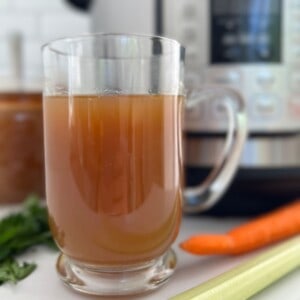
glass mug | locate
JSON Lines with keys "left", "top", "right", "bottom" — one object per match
{"left": 42, "top": 34, "right": 247, "bottom": 296}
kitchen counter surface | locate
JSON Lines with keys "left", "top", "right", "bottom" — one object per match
{"left": 0, "top": 205, "right": 299, "bottom": 300}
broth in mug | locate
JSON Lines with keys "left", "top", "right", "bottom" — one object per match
{"left": 44, "top": 94, "right": 183, "bottom": 265}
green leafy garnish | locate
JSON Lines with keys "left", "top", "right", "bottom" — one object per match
{"left": 0, "top": 195, "right": 57, "bottom": 285}
{"left": 0, "top": 260, "right": 36, "bottom": 285}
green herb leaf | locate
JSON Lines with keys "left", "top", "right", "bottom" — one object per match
{"left": 0, "top": 195, "right": 57, "bottom": 285}
{"left": 0, "top": 259, "right": 36, "bottom": 284}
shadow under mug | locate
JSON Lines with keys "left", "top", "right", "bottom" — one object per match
{"left": 42, "top": 33, "right": 247, "bottom": 296}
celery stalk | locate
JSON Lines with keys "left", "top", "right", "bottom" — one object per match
{"left": 170, "top": 236, "right": 300, "bottom": 300}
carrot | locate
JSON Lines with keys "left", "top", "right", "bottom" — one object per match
{"left": 180, "top": 200, "right": 300, "bottom": 255}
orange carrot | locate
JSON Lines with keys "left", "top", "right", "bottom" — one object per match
{"left": 180, "top": 200, "right": 300, "bottom": 255}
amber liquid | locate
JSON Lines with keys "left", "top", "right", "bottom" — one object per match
{"left": 0, "top": 93, "right": 44, "bottom": 203}
{"left": 44, "top": 94, "right": 183, "bottom": 265}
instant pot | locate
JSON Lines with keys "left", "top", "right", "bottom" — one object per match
{"left": 69, "top": 0, "right": 300, "bottom": 215}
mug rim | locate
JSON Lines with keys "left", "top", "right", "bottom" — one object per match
{"left": 42, "top": 32, "right": 184, "bottom": 59}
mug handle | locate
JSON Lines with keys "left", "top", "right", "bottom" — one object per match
{"left": 183, "top": 86, "right": 248, "bottom": 213}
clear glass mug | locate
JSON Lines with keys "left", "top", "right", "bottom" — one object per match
{"left": 42, "top": 34, "right": 247, "bottom": 296}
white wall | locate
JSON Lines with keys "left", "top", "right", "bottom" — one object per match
{"left": 0, "top": 0, "right": 90, "bottom": 90}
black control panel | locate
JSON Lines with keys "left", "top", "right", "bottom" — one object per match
{"left": 210, "top": 0, "right": 282, "bottom": 63}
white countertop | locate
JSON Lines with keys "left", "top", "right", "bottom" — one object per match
{"left": 0, "top": 206, "right": 299, "bottom": 300}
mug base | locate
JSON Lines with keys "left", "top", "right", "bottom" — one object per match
{"left": 56, "top": 249, "right": 177, "bottom": 296}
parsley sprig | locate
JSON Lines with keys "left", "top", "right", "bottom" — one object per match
{"left": 0, "top": 195, "right": 56, "bottom": 285}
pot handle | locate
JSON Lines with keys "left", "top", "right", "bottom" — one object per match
{"left": 183, "top": 86, "right": 248, "bottom": 213}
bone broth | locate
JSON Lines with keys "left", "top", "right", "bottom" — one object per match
{"left": 44, "top": 94, "right": 183, "bottom": 265}
{"left": 0, "top": 93, "right": 44, "bottom": 203}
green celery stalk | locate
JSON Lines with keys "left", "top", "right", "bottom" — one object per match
{"left": 170, "top": 236, "right": 300, "bottom": 300}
